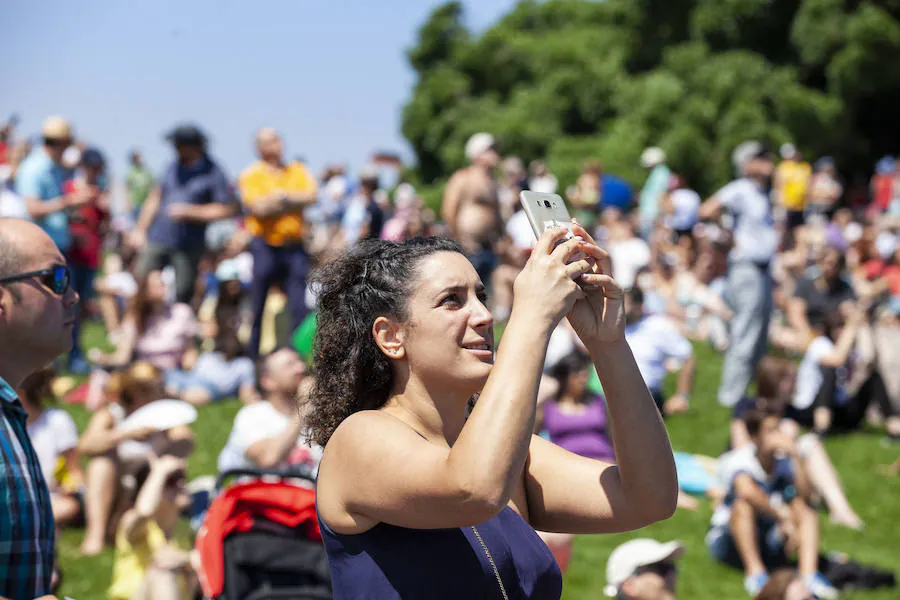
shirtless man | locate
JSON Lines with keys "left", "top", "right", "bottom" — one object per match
{"left": 441, "top": 132, "right": 503, "bottom": 284}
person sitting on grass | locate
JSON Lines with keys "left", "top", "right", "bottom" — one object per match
{"left": 18, "top": 367, "right": 86, "bottom": 527}
{"left": 788, "top": 307, "right": 900, "bottom": 439}
{"left": 164, "top": 330, "right": 257, "bottom": 406}
{"left": 89, "top": 269, "right": 197, "bottom": 373}
{"left": 623, "top": 286, "right": 696, "bottom": 416}
{"left": 107, "top": 454, "right": 198, "bottom": 600}
{"left": 217, "top": 347, "right": 322, "bottom": 474}
{"left": 707, "top": 407, "right": 838, "bottom": 599}
{"left": 732, "top": 357, "right": 864, "bottom": 530}
{"left": 603, "top": 538, "right": 685, "bottom": 600}
{"left": 78, "top": 362, "right": 194, "bottom": 556}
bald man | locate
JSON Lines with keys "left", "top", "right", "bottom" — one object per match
{"left": 238, "top": 128, "right": 318, "bottom": 359}
{"left": 0, "top": 218, "right": 79, "bottom": 599}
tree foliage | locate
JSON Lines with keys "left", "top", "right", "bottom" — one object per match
{"left": 403, "top": 0, "right": 900, "bottom": 195}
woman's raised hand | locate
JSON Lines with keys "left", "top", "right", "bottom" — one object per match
{"left": 565, "top": 222, "right": 625, "bottom": 346}
{"left": 512, "top": 226, "right": 595, "bottom": 329}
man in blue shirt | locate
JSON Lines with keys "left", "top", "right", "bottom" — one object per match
{"left": 15, "top": 117, "right": 90, "bottom": 251}
{"left": 699, "top": 141, "right": 777, "bottom": 407}
{"left": 0, "top": 217, "right": 80, "bottom": 600}
{"left": 131, "top": 125, "right": 237, "bottom": 304}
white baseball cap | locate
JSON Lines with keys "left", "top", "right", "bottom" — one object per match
{"left": 780, "top": 143, "right": 798, "bottom": 160}
{"left": 604, "top": 539, "right": 685, "bottom": 597}
{"left": 465, "top": 132, "right": 496, "bottom": 161}
{"left": 640, "top": 147, "right": 666, "bottom": 168}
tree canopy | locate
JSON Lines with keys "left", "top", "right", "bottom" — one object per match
{"left": 402, "top": 0, "right": 900, "bottom": 197}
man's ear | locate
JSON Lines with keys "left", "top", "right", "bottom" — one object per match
{"left": 372, "top": 316, "right": 406, "bottom": 360}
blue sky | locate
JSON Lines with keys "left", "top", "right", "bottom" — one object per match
{"left": 2, "top": 0, "right": 516, "bottom": 180}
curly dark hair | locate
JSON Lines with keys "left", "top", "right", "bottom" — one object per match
{"left": 307, "top": 237, "right": 464, "bottom": 446}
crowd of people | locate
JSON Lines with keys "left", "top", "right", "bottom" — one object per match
{"left": 1, "top": 112, "right": 899, "bottom": 600}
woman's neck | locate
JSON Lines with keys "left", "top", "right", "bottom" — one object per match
{"left": 383, "top": 375, "right": 472, "bottom": 447}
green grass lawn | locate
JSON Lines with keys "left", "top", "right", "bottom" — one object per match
{"left": 56, "top": 322, "right": 899, "bottom": 599}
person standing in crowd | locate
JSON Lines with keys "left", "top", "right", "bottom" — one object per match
{"left": 342, "top": 164, "right": 386, "bottom": 247}
{"left": 441, "top": 132, "right": 503, "bottom": 285}
{"left": 773, "top": 144, "right": 811, "bottom": 231}
{"left": 238, "top": 127, "right": 317, "bottom": 360}
{"left": 639, "top": 147, "right": 670, "bottom": 236}
{"left": 603, "top": 539, "right": 684, "bottom": 600}
{"left": 65, "top": 147, "right": 110, "bottom": 374}
{"left": 806, "top": 157, "right": 843, "bottom": 225}
{"left": 700, "top": 141, "right": 777, "bottom": 408}
{"left": 16, "top": 117, "right": 87, "bottom": 253}
{"left": 131, "top": 125, "right": 237, "bottom": 305}
{"left": 0, "top": 218, "right": 80, "bottom": 600}
{"left": 310, "top": 228, "right": 677, "bottom": 598}
{"left": 125, "top": 150, "right": 154, "bottom": 218}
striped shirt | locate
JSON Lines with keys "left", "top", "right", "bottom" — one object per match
{"left": 0, "top": 375, "right": 55, "bottom": 599}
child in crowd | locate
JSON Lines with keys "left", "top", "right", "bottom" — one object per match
{"left": 107, "top": 454, "right": 198, "bottom": 600}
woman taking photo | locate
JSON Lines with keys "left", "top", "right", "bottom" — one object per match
{"left": 310, "top": 225, "right": 678, "bottom": 599}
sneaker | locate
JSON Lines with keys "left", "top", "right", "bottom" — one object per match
{"left": 745, "top": 572, "right": 769, "bottom": 596}
{"left": 804, "top": 572, "right": 839, "bottom": 599}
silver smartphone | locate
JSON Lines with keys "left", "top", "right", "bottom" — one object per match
{"left": 519, "top": 191, "right": 576, "bottom": 241}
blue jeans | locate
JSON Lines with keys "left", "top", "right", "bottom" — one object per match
{"left": 247, "top": 238, "right": 310, "bottom": 360}
{"left": 707, "top": 520, "right": 787, "bottom": 570}
{"left": 68, "top": 264, "right": 96, "bottom": 366}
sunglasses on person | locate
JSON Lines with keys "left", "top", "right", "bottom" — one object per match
{"left": 43, "top": 137, "right": 71, "bottom": 148}
{"left": 0, "top": 265, "right": 71, "bottom": 295}
{"left": 634, "top": 561, "right": 677, "bottom": 578}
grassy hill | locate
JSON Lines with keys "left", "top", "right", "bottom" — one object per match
{"left": 56, "top": 323, "right": 899, "bottom": 599}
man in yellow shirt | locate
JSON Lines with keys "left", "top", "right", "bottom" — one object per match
{"left": 774, "top": 143, "right": 812, "bottom": 230}
{"left": 239, "top": 128, "right": 318, "bottom": 359}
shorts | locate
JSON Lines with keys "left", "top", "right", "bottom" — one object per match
{"left": 706, "top": 520, "right": 787, "bottom": 570}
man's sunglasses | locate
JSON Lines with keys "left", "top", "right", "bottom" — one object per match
{"left": 43, "top": 137, "right": 71, "bottom": 148}
{"left": 635, "top": 561, "right": 677, "bottom": 578}
{"left": 0, "top": 265, "right": 70, "bottom": 295}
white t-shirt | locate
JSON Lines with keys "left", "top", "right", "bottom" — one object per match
{"left": 217, "top": 401, "right": 322, "bottom": 474}
{"left": 506, "top": 210, "right": 535, "bottom": 250}
{"left": 529, "top": 175, "right": 558, "bottom": 194}
{"left": 794, "top": 336, "right": 840, "bottom": 410}
{"left": 0, "top": 186, "right": 28, "bottom": 219}
{"left": 26, "top": 408, "right": 79, "bottom": 491}
{"left": 624, "top": 315, "right": 693, "bottom": 391}
{"left": 709, "top": 445, "right": 767, "bottom": 529}
{"left": 716, "top": 178, "right": 777, "bottom": 264}
{"left": 609, "top": 237, "right": 651, "bottom": 290}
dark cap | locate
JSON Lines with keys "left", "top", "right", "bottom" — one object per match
{"left": 165, "top": 124, "right": 207, "bottom": 148}
{"left": 80, "top": 147, "right": 106, "bottom": 168}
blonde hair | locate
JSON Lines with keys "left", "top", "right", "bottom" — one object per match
{"left": 107, "top": 361, "right": 161, "bottom": 410}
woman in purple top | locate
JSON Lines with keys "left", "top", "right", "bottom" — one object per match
{"left": 543, "top": 352, "right": 615, "bottom": 462}
{"left": 309, "top": 226, "right": 677, "bottom": 599}
{"left": 539, "top": 351, "right": 616, "bottom": 573}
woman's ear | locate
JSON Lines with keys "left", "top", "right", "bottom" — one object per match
{"left": 373, "top": 316, "right": 406, "bottom": 360}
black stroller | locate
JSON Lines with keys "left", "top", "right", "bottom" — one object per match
{"left": 195, "top": 466, "right": 332, "bottom": 600}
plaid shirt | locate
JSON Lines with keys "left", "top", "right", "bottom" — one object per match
{"left": 0, "top": 376, "right": 55, "bottom": 599}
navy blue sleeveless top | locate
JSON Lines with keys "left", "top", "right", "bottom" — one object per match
{"left": 319, "top": 506, "right": 563, "bottom": 599}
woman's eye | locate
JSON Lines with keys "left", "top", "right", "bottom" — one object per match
{"left": 476, "top": 292, "right": 489, "bottom": 304}
{"left": 440, "top": 294, "right": 461, "bottom": 307}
